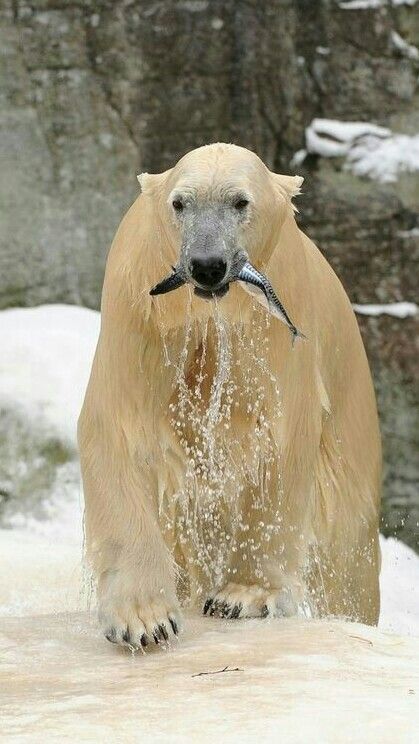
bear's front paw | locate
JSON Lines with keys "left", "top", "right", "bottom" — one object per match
{"left": 98, "top": 569, "right": 181, "bottom": 651}
{"left": 100, "top": 596, "right": 182, "bottom": 651}
{"left": 203, "top": 581, "right": 306, "bottom": 619}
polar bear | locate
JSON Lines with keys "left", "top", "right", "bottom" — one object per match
{"left": 78, "top": 143, "right": 381, "bottom": 650}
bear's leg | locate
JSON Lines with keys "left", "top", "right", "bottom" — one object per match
{"left": 79, "top": 430, "right": 181, "bottom": 650}
{"left": 309, "top": 522, "right": 380, "bottom": 625}
{"left": 202, "top": 490, "right": 312, "bottom": 619}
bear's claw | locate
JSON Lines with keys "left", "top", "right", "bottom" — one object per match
{"left": 230, "top": 603, "right": 242, "bottom": 619}
{"left": 169, "top": 617, "right": 179, "bottom": 635}
{"left": 103, "top": 604, "right": 181, "bottom": 652}
{"left": 202, "top": 582, "right": 298, "bottom": 619}
{"left": 203, "top": 598, "right": 213, "bottom": 615}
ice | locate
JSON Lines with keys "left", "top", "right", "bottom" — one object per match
{"left": 353, "top": 302, "right": 418, "bottom": 318}
{"left": 305, "top": 118, "right": 419, "bottom": 183}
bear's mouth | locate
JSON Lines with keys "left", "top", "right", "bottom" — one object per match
{"left": 149, "top": 262, "right": 306, "bottom": 344}
{"left": 193, "top": 285, "right": 230, "bottom": 301}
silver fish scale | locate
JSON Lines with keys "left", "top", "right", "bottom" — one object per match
{"left": 237, "top": 262, "right": 301, "bottom": 339}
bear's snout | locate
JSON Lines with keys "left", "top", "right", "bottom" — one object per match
{"left": 190, "top": 256, "right": 227, "bottom": 288}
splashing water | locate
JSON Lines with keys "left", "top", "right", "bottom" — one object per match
{"left": 161, "top": 300, "right": 286, "bottom": 600}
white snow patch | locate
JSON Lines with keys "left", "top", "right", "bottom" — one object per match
{"left": 0, "top": 304, "right": 100, "bottom": 446}
{"left": 290, "top": 148, "right": 308, "bottom": 168}
{"left": 353, "top": 301, "right": 418, "bottom": 318}
{"left": 398, "top": 226, "right": 419, "bottom": 238}
{"left": 306, "top": 117, "right": 419, "bottom": 183}
{"left": 391, "top": 30, "right": 419, "bottom": 59}
{"left": 211, "top": 17, "right": 224, "bottom": 30}
{"left": 339, "top": 0, "right": 382, "bottom": 8}
{"left": 306, "top": 118, "right": 390, "bottom": 158}
{"left": 349, "top": 134, "right": 419, "bottom": 182}
{"left": 379, "top": 535, "right": 419, "bottom": 635}
{"left": 339, "top": 0, "right": 417, "bottom": 7}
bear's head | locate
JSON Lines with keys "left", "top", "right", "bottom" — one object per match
{"left": 138, "top": 143, "right": 303, "bottom": 302}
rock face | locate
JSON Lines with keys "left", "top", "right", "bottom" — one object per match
{"left": 0, "top": 0, "right": 418, "bottom": 547}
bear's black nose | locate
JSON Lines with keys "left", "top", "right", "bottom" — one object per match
{"left": 190, "top": 257, "right": 227, "bottom": 288}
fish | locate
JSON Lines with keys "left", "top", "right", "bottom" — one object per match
{"left": 149, "top": 267, "right": 186, "bottom": 296}
{"left": 235, "top": 261, "right": 306, "bottom": 345}
{"left": 150, "top": 261, "right": 306, "bottom": 345}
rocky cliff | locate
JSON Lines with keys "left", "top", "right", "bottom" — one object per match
{"left": 0, "top": 0, "right": 418, "bottom": 547}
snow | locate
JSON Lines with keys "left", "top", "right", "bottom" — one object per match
{"left": 339, "top": 0, "right": 385, "bottom": 9}
{"left": 1, "top": 612, "right": 419, "bottom": 743}
{"left": 398, "top": 227, "right": 419, "bottom": 238}
{"left": 305, "top": 118, "right": 419, "bottom": 183}
{"left": 290, "top": 148, "right": 308, "bottom": 168}
{"left": 306, "top": 118, "right": 390, "bottom": 159}
{"left": 353, "top": 301, "right": 418, "bottom": 318}
{"left": 339, "top": 0, "right": 417, "bottom": 7}
{"left": 0, "top": 304, "right": 418, "bottom": 740}
{"left": 0, "top": 304, "right": 100, "bottom": 446}
{"left": 391, "top": 30, "right": 419, "bottom": 60}
{"left": 348, "top": 133, "right": 419, "bottom": 182}
{"left": 380, "top": 536, "right": 419, "bottom": 636}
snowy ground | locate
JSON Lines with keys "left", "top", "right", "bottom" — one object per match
{"left": 0, "top": 305, "right": 418, "bottom": 742}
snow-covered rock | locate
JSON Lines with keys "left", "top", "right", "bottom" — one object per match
{"left": 305, "top": 118, "right": 419, "bottom": 183}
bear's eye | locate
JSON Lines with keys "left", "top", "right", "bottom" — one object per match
{"left": 172, "top": 199, "right": 184, "bottom": 212}
{"left": 234, "top": 198, "right": 249, "bottom": 210}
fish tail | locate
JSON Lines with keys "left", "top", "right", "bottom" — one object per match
{"left": 291, "top": 329, "right": 307, "bottom": 347}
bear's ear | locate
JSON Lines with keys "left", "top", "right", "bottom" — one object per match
{"left": 137, "top": 170, "right": 171, "bottom": 195}
{"left": 270, "top": 173, "right": 304, "bottom": 211}
{"left": 277, "top": 174, "right": 304, "bottom": 198}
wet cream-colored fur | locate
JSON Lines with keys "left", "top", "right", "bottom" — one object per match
{"left": 78, "top": 143, "right": 381, "bottom": 647}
